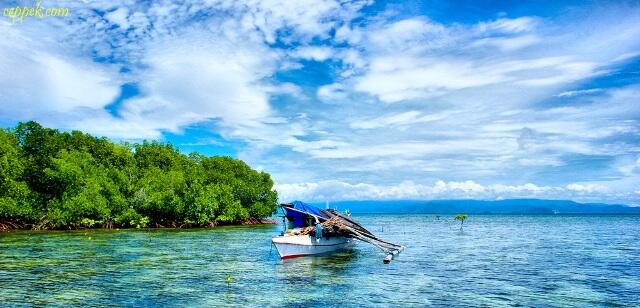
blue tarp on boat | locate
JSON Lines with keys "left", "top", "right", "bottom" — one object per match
{"left": 284, "top": 201, "right": 330, "bottom": 228}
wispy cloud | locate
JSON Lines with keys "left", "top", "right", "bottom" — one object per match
{"left": 555, "top": 88, "right": 603, "bottom": 97}
{"left": 350, "top": 111, "right": 448, "bottom": 129}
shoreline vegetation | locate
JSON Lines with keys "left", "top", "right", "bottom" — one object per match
{"left": 0, "top": 121, "right": 278, "bottom": 232}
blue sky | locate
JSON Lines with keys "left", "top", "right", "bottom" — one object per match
{"left": 1, "top": 0, "right": 639, "bottom": 204}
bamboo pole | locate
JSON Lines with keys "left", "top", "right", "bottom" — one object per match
{"left": 282, "top": 205, "right": 405, "bottom": 263}
{"left": 335, "top": 223, "right": 405, "bottom": 263}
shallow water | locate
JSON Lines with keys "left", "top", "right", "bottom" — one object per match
{"left": 1, "top": 215, "right": 639, "bottom": 306}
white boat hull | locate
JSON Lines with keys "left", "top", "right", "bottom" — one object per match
{"left": 272, "top": 235, "right": 352, "bottom": 259}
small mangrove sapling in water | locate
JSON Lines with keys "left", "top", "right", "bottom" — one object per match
{"left": 226, "top": 274, "right": 233, "bottom": 288}
{"left": 454, "top": 214, "right": 468, "bottom": 230}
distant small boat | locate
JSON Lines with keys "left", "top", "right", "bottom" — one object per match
{"left": 272, "top": 201, "right": 405, "bottom": 263}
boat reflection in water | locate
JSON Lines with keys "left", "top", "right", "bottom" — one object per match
{"left": 276, "top": 248, "right": 359, "bottom": 285}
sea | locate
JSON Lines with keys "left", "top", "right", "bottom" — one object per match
{"left": 1, "top": 214, "right": 639, "bottom": 306}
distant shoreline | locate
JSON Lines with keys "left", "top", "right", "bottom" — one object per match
{"left": 349, "top": 212, "right": 640, "bottom": 216}
{"left": 315, "top": 199, "right": 640, "bottom": 215}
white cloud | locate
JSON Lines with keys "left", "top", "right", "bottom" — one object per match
{"left": 265, "top": 83, "right": 305, "bottom": 101}
{"left": 475, "top": 17, "right": 539, "bottom": 34}
{"left": 518, "top": 158, "right": 564, "bottom": 167}
{"left": 566, "top": 183, "right": 610, "bottom": 194}
{"left": 0, "top": 19, "right": 282, "bottom": 139}
{"left": 125, "top": 29, "right": 276, "bottom": 127}
{"left": 353, "top": 54, "right": 603, "bottom": 103}
{"left": 317, "top": 83, "right": 348, "bottom": 101}
{"left": 275, "top": 179, "right": 635, "bottom": 204}
{"left": 304, "top": 139, "right": 513, "bottom": 159}
{"left": 71, "top": 114, "right": 165, "bottom": 140}
{"left": 617, "top": 157, "right": 640, "bottom": 176}
{"left": 350, "top": 111, "right": 447, "bottom": 129}
{"left": 237, "top": 0, "right": 371, "bottom": 43}
{"left": 334, "top": 10, "right": 639, "bottom": 104}
{"left": 291, "top": 46, "right": 334, "bottom": 61}
{"left": 355, "top": 57, "right": 502, "bottom": 102}
{"left": 368, "top": 17, "right": 448, "bottom": 51}
{"left": 555, "top": 88, "right": 603, "bottom": 97}
{"left": 105, "top": 7, "right": 130, "bottom": 30}
{"left": 471, "top": 34, "right": 541, "bottom": 51}
{"left": 0, "top": 23, "right": 120, "bottom": 120}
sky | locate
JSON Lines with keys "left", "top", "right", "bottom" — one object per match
{"left": 0, "top": 0, "right": 639, "bottom": 204}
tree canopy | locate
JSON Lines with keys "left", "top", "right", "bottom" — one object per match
{"left": 0, "top": 121, "right": 278, "bottom": 229}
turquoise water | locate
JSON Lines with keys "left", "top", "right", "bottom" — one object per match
{"left": 1, "top": 215, "right": 639, "bottom": 306}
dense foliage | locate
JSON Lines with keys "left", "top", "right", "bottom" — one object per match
{"left": 0, "top": 121, "right": 278, "bottom": 229}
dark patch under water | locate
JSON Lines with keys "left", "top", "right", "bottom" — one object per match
{"left": 1, "top": 215, "right": 639, "bottom": 306}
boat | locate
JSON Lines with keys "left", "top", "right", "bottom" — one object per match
{"left": 272, "top": 201, "right": 405, "bottom": 263}
{"left": 272, "top": 201, "right": 353, "bottom": 259}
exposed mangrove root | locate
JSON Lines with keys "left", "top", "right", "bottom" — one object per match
{"left": 0, "top": 217, "right": 275, "bottom": 232}
{"left": 0, "top": 221, "right": 24, "bottom": 231}
{"left": 241, "top": 218, "right": 277, "bottom": 225}
{"left": 33, "top": 219, "right": 51, "bottom": 231}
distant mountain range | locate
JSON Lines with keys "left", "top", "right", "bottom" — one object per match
{"left": 311, "top": 199, "right": 640, "bottom": 214}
